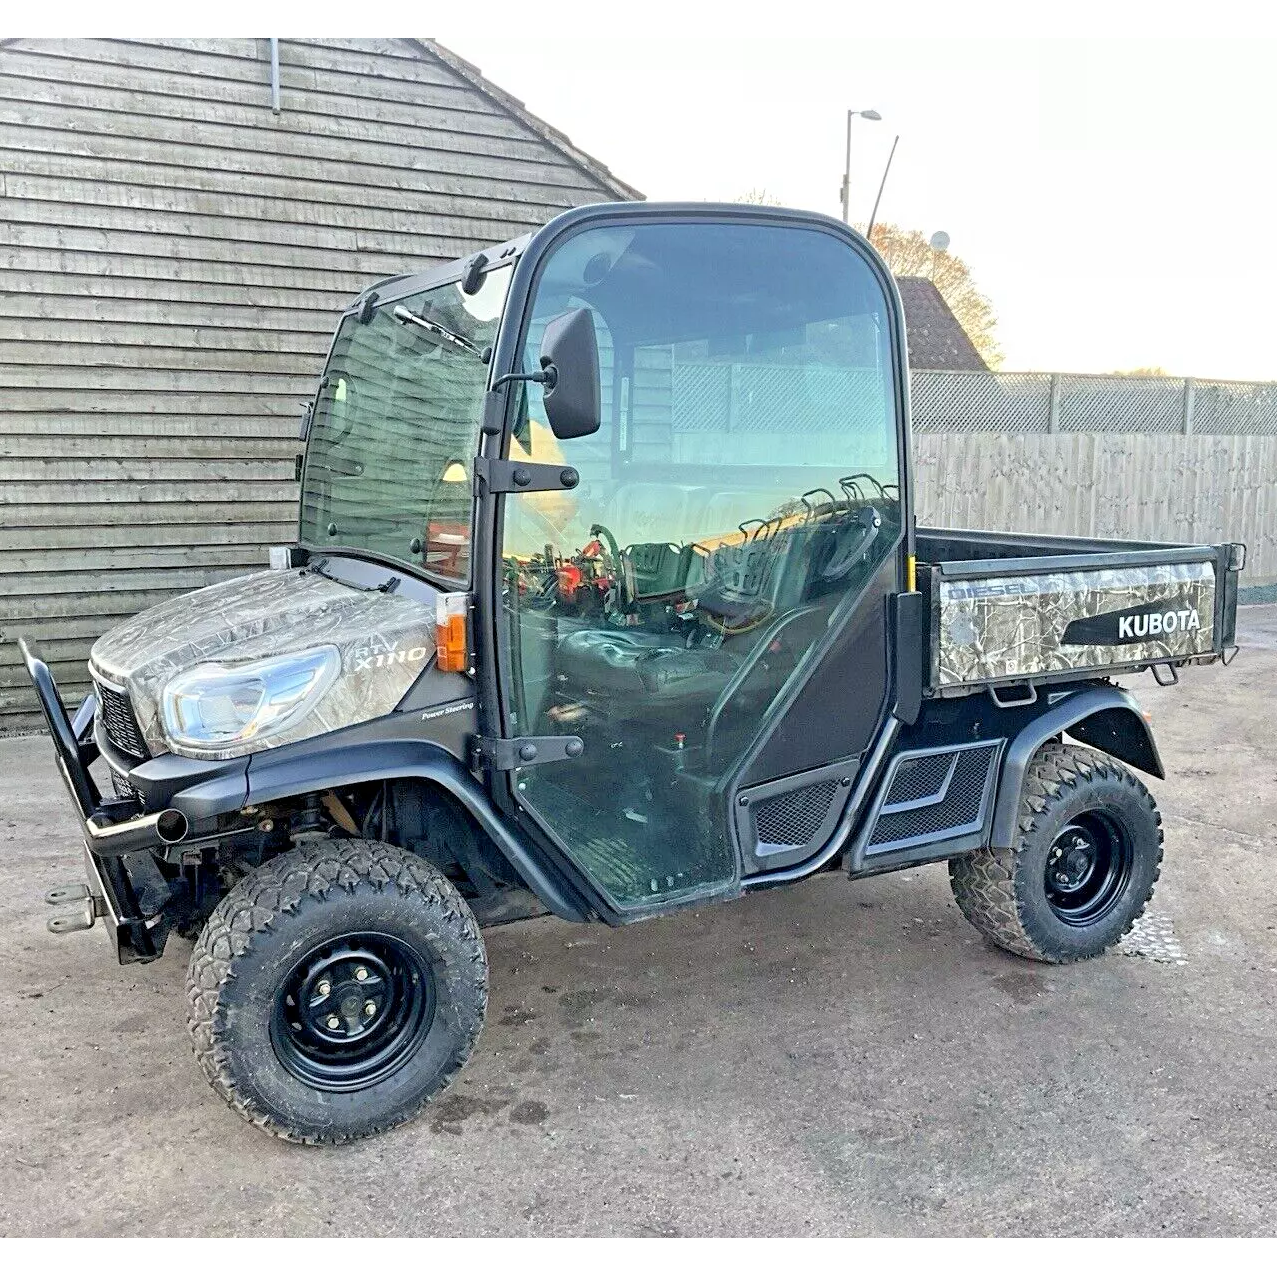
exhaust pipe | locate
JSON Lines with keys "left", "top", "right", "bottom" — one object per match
{"left": 86, "top": 807, "right": 189, "bottom": 857}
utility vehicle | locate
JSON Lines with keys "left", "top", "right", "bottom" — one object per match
{"left": 22, "top": 203, "right": 1243, "bottom": 1143}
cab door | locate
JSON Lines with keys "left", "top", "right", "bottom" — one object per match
{"left": 495, "top": 213, "right": 905, "bottom": 915}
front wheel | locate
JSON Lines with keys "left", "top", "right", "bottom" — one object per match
{"left": 186, "top": 840, "right": 487, "bottom": 1143}
{"left": 949, "top": 742, "right": 1163, "bottom": 963}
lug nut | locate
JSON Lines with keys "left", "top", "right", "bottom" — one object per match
{"left": 317, "top": 980, "right": 331, "bottom": 997}
{"left": 326, "top": 1015, "right": 341, "bottom": 1030}
{"left": 364, "top": 1001, "right": 377, "bottom": 1017}
{"left": 355, "top": 966, "right": 369, "bottom": 981}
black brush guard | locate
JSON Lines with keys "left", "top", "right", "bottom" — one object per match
{"left": 18, "top": 638, "right": 185, "bottom": 962}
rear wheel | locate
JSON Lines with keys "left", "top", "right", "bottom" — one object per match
{"left": 186, "top": 839, "right": 487, "bottom": 1143}
{"left": 949, "top": 742, "right": 1163, "bottom": 963}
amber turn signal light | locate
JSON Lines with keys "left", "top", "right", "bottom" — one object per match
{"left": 435, "top": 593, "right": 470, "bottom": 673}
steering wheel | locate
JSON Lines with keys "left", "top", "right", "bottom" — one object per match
{"left": 586, "top": 522, "right": 629, "bottom": 612}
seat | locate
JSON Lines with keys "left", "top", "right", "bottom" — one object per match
{"left": 556, "top": 629, "right": 737, "bottom": 705}
{"left": 622, "top": 541, "right": 702, "bottom": 603}
{"left": 602, "top": 483, "right": 700, "bottom": 545}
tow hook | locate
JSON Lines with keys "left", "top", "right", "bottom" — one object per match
{"left": 45, "top": 882, "right": 101, "bottom": 935}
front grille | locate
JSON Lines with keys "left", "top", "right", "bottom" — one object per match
{"left": 94, "top": 676, "right": 149, "bottom": 761}
{"left": 110, "top": 770, "right": 142, "bottom": 802}
{"left": 755, "top": 778, "right": 840, "bottom": 847}
{"left": 864, "top": 743, "right": 999, "bottom": 855}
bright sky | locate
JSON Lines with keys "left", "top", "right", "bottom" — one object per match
{"left": 435, "top": 27, "right": 1277, "bottom": 381}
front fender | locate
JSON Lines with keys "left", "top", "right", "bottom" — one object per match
{"left": 244, "top": 739, "right": 592, "bottom": 924}
{"left": 989, "top": 687, "right": 1163, "bottom": 849}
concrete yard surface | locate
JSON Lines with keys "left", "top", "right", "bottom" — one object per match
{"left": 1, "top": 609, "right": 1275, "bottom": 1237}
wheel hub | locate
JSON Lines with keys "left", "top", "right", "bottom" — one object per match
{"left": 271, "top": 934, "right": 436, "bottom": 1093}
{"left": 1051, "top": 833, "right": 1097, "bottom": 890}
{"left": 296, "top": 950, "right": 392, "bottom": 1044}
{"left": 1043, "top": 812, "right": 1134, "bottom": 927}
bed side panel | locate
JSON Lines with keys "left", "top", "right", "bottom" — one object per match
{"left": 935, "top": 560, "right": 1216, "bottom": 688}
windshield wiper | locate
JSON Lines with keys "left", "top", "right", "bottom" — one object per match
{"left": 392, "top": 304, "right": 481, "bottom": 356}
{"left": 307, "top": 557, "right": 401, "bottom": 594}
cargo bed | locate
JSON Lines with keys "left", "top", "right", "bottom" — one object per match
{"left": 916, "top": 529, "right": 1244, "bottom": 697}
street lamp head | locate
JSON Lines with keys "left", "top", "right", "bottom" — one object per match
{"left": 858, "top": 109, "right": 883, "bottom": 121}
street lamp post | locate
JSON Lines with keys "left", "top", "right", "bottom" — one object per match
{"left": 840, "top": 108, "right": 882, "bottom": 224}
{"left": 865, "top": 133, "right": 900, "bottom": 241}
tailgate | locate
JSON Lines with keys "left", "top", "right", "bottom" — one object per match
{"left": 923, "top": 543, "right": 1242, "bottom": 694}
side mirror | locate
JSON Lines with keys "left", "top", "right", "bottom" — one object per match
{"left": 539, "top": 308, "right": 601, "bottom": 439}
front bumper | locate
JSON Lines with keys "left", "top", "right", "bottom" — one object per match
{"left": 19, "top": 639, "right": 243, "bottom": 963}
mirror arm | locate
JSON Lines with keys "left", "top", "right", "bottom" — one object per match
{"left": 491, "top": 365, "right": 558, "bottom": 393}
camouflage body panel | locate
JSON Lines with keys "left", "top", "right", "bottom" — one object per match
{"left": 935, "top": 561, "right": 1216, "bottom": 689}
{"left": 90, "top": 568, "right": 438, "bottom": 760}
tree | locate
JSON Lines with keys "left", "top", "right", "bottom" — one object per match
{"left": 1109, "top": 366, "right": 1170, "bottom": 377}
{"left": 735, "top": 188, "right": 783, "bottom": 206}
{"left": 866, "top": 223, "right": 1002, "bottom": 368}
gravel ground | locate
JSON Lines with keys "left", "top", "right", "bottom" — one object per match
{"left": 1, "top": 608, "right": 1274, "bottom": 1237}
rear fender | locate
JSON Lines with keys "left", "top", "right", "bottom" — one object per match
{"left": 989, "top": 687, "right": 1163, "bottom": 849}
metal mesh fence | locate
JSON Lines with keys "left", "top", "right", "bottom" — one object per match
{"left": 910, "top": 372, "right": 1052, "bottom": 433}
{"left": 661, "top": 362, "right": 1276, "bottom": 437}
{"left": 1192, "top": 379, "right": 1277, "bottom": 435}
{"left": 910, "top": 370, "right": 1277, "bottom": 435}
{"left": 671, "top": 362, "right": 888, "bottom": 434}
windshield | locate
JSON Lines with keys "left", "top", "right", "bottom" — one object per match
{"left": 299, "top": 265, "right": 511, "bottom": 581}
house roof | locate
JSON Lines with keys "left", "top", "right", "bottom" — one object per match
{"left": 895, "top": 276, "right": 987, "bottom": 371}
{"left": 415, "top": 40, "right": 644, "bottom": 203}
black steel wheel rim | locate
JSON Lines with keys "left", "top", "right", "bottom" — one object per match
{"left": 1043, "top": 810, "right": 1134, "bottom": 927}
{"left": 270, "top": 933, "right": 436, "bottom": 1093}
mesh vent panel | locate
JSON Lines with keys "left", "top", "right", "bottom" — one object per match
{"left": 868, "top": 744, "right": 997, "bottom": 851}
{"left": 885, "top": 752, "right": 954, "bottom": 805}
{"left": 755, "top": 779, "right": 840, "bottom": 846}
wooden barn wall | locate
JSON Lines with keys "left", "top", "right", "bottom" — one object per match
{"left": 0, "top": 37, "right": 626, "bottom": 732}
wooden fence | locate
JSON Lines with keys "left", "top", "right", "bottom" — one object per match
{"left": 913, "top": 432, "right": 1275, "bottom": 582}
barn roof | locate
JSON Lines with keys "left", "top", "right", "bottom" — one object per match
{"left": 414, "top": 40, "right": 643, "bottom": 202}
{"left": 895, "top": 275, "right": 988, "bottom": 371}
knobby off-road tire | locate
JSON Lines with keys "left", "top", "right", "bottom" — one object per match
{"left": 186, "top": 840, "right": 487, "bottom": 1144}
{"left": 949, "top": 742, "right": 1163, "bottom": 963}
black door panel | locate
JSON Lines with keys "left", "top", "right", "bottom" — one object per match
{"left": 741, "top": 555, "right": 897, "bottom": 788}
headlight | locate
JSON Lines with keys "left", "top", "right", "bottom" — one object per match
{"left": 160, "top": 646, "right": 339, "bottom": 751}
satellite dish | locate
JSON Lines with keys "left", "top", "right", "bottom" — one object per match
{"left": 929, "top": 230, "right": 951, "bottom": 252}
